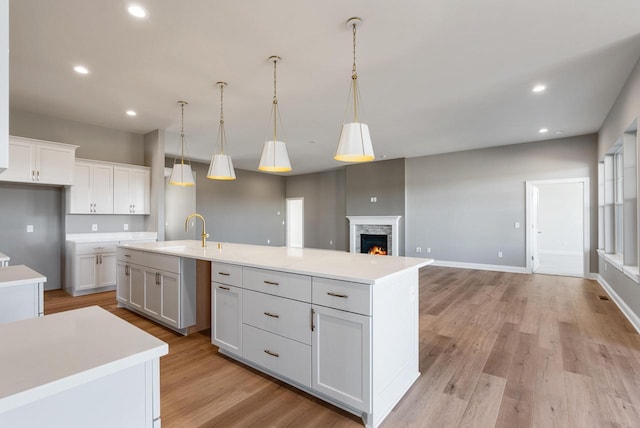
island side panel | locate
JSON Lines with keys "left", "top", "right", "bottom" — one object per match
{"left": 371, "top": 267, "right": 420, "bottom": 427}
{"left": 188, "top": 259, "right": 212, "bottom": 334}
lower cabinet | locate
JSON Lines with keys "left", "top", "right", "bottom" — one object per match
{"left": 65, "top": 242, "right": 117, "bottom": 296}
{"left": 311, "top": 304, "right": 371, "bottom": 412}
{"left": 116, "top": 248, "right": 196, "bottom": 334}
{"left": 211, "top": 282, "right": 242, "bottom": 355}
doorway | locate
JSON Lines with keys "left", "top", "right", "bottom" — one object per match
{"left": 526, "top": 178, "right": 590, "bottom": 277}
{"left": 286, "top": 198, "right": 304, "bottom": 248}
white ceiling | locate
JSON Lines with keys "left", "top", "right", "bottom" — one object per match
{"left": 9, "top": 0, "right": 640, "bottom": 175}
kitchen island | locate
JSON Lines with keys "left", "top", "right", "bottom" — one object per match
{"left": 116, "top": 240, "right": 432, "bottom": 428}
{"left": 0, "top": 306, "right": 168, "bottom": 428}
{"left": 0, "top": 264, "right": 45, "bottom": 323}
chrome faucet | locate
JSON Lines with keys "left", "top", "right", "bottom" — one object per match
{"left": 185, "top": 213, "right": 209, "bottom": 247}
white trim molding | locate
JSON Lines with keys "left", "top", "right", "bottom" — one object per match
{"left": 596, "top": 274, "right": 640, "bottom": 334}
{"left": 431, "top": 260, "right": 528, "bottom": 274}
{"left": 347, "top": 216, "right": 401, "bottom": 256}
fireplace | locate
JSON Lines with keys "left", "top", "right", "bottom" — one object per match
{"left": 361, "top": 234, "right": 388, "bottom": 255}
{"left": 347, "top": 216, "right": 401, "bottom": 256}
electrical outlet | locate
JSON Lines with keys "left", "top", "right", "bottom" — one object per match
{"left": 515, "top": 222, "right": 520, "bottom": 229}
{"left": 26, "top": 225, "right": 34, "bottom": 233}
{"left": 330, "top": 240, "right": 333, "bottom": 245}
{"left": 370, "top": 196, "right": 377, "bottom": 202}
{"left": 124, "top": 223, "right": 129, "bottom": 231}
{"left": 267, "top": 239, "right": 271, "bottom": 244}
{"left": 282, "top": 220, "right": 285, "bottom": 225}
{"left": 498, "top": 251, "right": 503, "bottom": 258}
{"left": 427, "top": 247, "right": 431, "bottom": 253}
{"left": 277, "top": 211, "right": 281, "bottom": 216}
{"left": 92, "top": 224, "right": 98, "bottom": 232}
{"left": 416, "top": 247, "right": 422, "bottom": 253}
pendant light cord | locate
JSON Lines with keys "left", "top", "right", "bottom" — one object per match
{"left": 352, "top": 22, "right": 358, "bottom": 123}
{"left": 273, "top": 58, "right": 278, "bottom": 143}
{"left": 180, "top": 102, "right": 186, "bottom": 165}
{"left": 219, "top": 83, "right": 225, "bottom": 154}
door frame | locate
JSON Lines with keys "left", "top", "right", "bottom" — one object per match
{"left": 525, "top": 177, "right": 590, "bottom": 277}
{"left": 285, "top": 197, "right": 304, "bottom": 248}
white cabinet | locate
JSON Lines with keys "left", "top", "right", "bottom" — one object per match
{"left": 212, "top": 282, "right": 243, "bottom": 355}
{"left": 0, "top": 136, "right": 77, "bottom": 185}
{"left": 65, "top": 241, "right": 117, "bottom": 296}
{"left": 68, "top": 160, "right": 113, "bottom": 214}
{"left": 0, "top": 265, "right": 45, "bottom": 324}
{"left": 116, "top": 247, "right": 196, "bottom": 334}
{"left": 113, "top": 166, "right": 150, "bottom": 215}
{"left": 312, "top": 304, "right": 371, "bottom": 412}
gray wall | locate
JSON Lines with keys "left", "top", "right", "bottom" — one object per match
{"left": 181, "top": 160, "right": 286, "bottom": 246}
{"left": 0, "top": 183, "right": 63, "bottom": 290}
{"left": 346, "top": 158, "right": 406, "bottom": 255}
{"left": 405, "top": 135, "right": 598, "bottom": 268}
{"left": 144, "top": 130, "right": 166, "bottom": 239}
{"left": 285, "top": 169, "right": 347, "bottom": 251}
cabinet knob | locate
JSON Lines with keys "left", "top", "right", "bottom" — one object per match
{"left": 264, "top": 349, "right": 279, "bottom": 358}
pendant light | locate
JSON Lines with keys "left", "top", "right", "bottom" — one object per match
{"left": 169, "top": 100, "right": 195, "bottom": 186}
{"left": 207, "top": 82, "right": 236, "bottom": 180}
{"left": 259, "top": 55, "right": 292, "bottom": 172}
{"left": 335, "top": 17, "right": 375, "bottom": 163}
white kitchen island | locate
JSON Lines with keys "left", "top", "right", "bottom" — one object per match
{"left": 0, "top": 264, "right": 45, "bottom": 323}
{"left": 0, "top": 306, "right": 168, "bottom": 428}
{"left": 116, "top": 240, "right": 432, "bottom": 428}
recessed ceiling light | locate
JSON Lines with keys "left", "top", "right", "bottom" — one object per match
{"left": 539, "top": 128, "right": 549, "bottom": 133}
{"left": 73, "top": 65, "right": 89, "bottom": 75}
{"left": 128, "top": 4, "right": 147, "bottom": 18}
{"left": 126, "top": 110, "right": 137, "bottom": 116}
{"left": 532, "top": 84, "right": 546, "bottom": 93}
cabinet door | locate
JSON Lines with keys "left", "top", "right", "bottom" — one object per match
{"left": 129, "top": 265, "right": 145, "bottom": 310}
{"left": 212, "top": 282, "right": 242, "bottom": 355}
{"left": 116, "top": 262, "right": 130, "bottom": 304}
{"left": 36, "top": 143, "right": 75, "bottom": 185}
{"left": 97, "top": 253, "right": 117, "bottom": 287}
{"left": 144, "top": 270, "right": 161, "bottom": 317}
{"left": 69, "top": 162, "right": 92, "bottom": 213}
{"left": 312, "top": 305, "right": 371, "bottom": 412}
{"left": 75, "top": 254, "right": 98, "bottom": 290}
{"left": 91, "top": 164, "right": 114, "bottom": 214}
{"left": 0, "top": 283, "right": 40, "bottom": 323}
{"left": 0, "top": 139, "right": 35, "bottom": 182}
{"left": 113, "top": 167, "right": 132, "bottom": 214}
{"left": 130, "top": 169, "right": 149, "bottom": 214}
{"left": 160, "top": 271, "right": 180, "bottom": 328}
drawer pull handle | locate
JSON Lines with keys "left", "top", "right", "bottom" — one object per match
{"left": 264, "top": 349, "right": 279, "bottom": 358}
{"left": 218, "top": 286, "right": 230, "bottom": 290}
{"left": 327, "top": 292, "right": 348, "bottom": 298}
{"left": 311, "top": 308, "right": 315, "bottom": 331}
{"left": 93, "top": 247, "right": 105, "bottom": 250}
{"left": 124, "top": 254, "right": 131, "bottom": 257}
{"left": 264, "top": 312, "right": 280, "bottom": 318}
{"left": 218, "top": 272, "right": 231, "bottom": 276}
{"left": 264, "top": 280, "right": 279, "bottom": 286}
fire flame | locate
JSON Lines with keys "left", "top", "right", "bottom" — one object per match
{"left": 368, "top": 246, "right": 387, "bottom": 255}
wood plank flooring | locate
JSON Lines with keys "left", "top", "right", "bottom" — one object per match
{"left": 44, "top": 267, "right": 640, "bottom": 427}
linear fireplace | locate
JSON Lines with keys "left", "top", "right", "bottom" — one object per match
{"left": 361, "top": 234, "right": 388, "bottom": 255}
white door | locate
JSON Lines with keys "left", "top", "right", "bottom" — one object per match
{"left": 531, "top": 181, "right": 585, "bottom": 277}
{"left": 97, "top": 253, "right": 117, "bottom": 287}
{"left": 36, "top": 144, "right": 74, "bottom": 185}
{"left": 286, "top": 198, "right": 304, "bottom": 248}
{"left": 531, "top": 186, "right": 540, "bottom": 272}
{"left": 69, "top": 163, "right": 92, "bottom": 213}
{"left": 76, "top": 254, "right": 98, "bottom": 290}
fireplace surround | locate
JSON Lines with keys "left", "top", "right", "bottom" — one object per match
{"left": 347, "top": 216, "right": 401, "bottom": 256}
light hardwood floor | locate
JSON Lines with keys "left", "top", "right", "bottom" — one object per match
{"left": 44, "top": 267, "right": 640, "bottom": 427}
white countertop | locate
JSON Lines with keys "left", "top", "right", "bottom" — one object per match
{"left": 0, "top": 265, "right": 46, "bottom": 289}
{"left": 118, "top": 240, "right": 433, "bottom": 284}
{"left": 0, "top": 252, "right": 9, "bottom": 263}
{"left": 66, "top": 232, "right": 158, "bottom": 243}
{"left": 0, "top": 306, "right": 168, "bottom": 413}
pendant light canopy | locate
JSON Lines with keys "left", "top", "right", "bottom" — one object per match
{"left": 259, "top": 55, "right": 292, "bottom": 173}
{"left": 207, "top": 82, "right": 236, "bottom": 180}
{"left": 169, "top": 100, "right": 195, "bottom": 186}
{"left": 335, "top": 17, "right": 375, "bottom": 163}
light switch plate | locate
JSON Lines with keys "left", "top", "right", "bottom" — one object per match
{"left": 123, "top": 223, "right": 129, "bottom": 231}
{"left": 27, "top": 225, "right": 34, "bottom": 233}
{"left": 92, "top": 224, "right": 98, "bottom": 232}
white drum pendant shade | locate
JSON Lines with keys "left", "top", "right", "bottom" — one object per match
{"left": 207, "top": 153, "right": 236, "bottom": 180}
{"left": 169, "top": 163, "right": 195, "bottom": 186}
{"left": 335, "top": 122, "right": 374, "bottom": 162}
{"left": 259, "top": 140, "right": 292, "bottom": 172}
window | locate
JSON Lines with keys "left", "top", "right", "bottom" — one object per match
{"left": 614, "top": 149, "right": 623, "bottom": 256}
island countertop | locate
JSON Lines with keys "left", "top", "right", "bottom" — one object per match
{"left": 0, "top": 306, "right": 168, "bottom": 414}
{"left": 0, "top": 265, "right": 46, "bottom": 289}
{"left": 118, "top": 240, "right": 433, "bottom": 284}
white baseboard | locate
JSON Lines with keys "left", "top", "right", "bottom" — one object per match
{"left": 596, "top": 274, "right": 640, "bottom": 335}
{"left": 431, "top": 260, "right": 528, "bottom": 274}
{"left": 586, "top": 273, "right": 599, "bottom": 280}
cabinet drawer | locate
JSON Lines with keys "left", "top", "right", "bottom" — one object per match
{"left": 211, "top": 262, "right": 242, "bottom": 287}
{"left": 243, "top": 324, "right": 311, "bottom": 388}
{"left": 243, "top": 289, "right": 311, "bottom": 345}
{"left": 116, "top": 248, "right": 180, "bottom": 273}
{"left": 74, "top": 241, "right": 118, "bottom": 255}
{"left": 243, "top": 267, "right": 311, "bottom": 302}
{"left": 312, "top": 278, "right": 372, "bottom": 316}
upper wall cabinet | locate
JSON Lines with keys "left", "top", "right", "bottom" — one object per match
{"left": 0, "top": 136, "right": 78, "bottom": 185}
{"left": 69, "top": 160, "right": 114, "bottom": 214}
{"left": 67, "top": 159, "right": 150, "bottom": 215}
{"left": 114, "top": 166, "right": 150, "bottom": 215}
